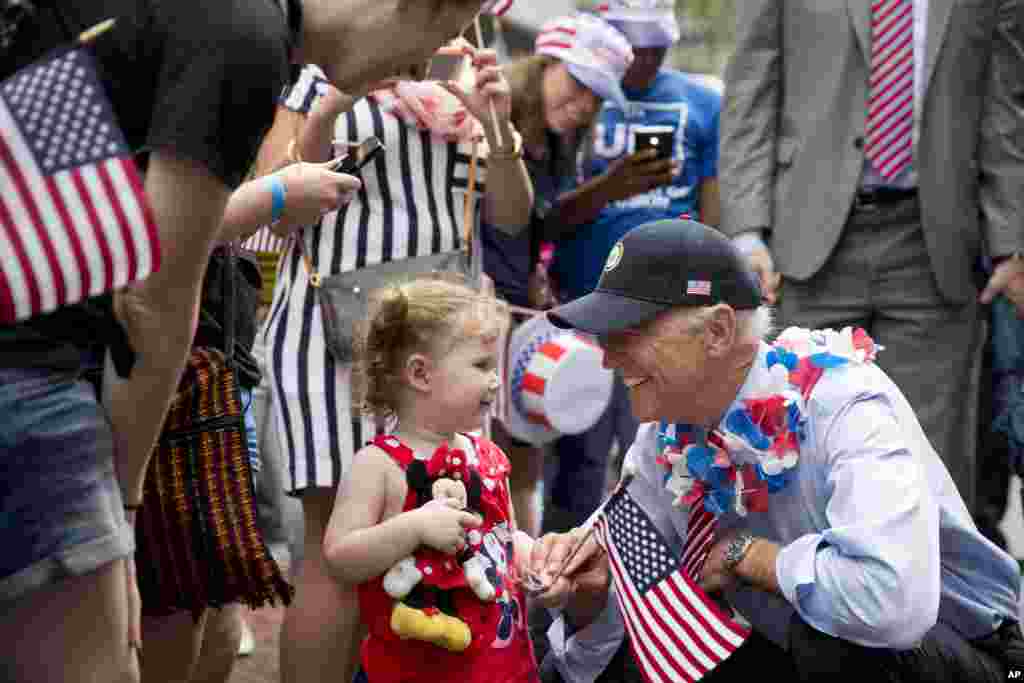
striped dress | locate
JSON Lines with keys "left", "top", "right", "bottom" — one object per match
{"left": 262, "top": 66, "right": 488, "bottom": 492}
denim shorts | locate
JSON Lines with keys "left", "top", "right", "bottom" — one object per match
{"left": 0, "top": 361, "right": 134, "bottom": 604}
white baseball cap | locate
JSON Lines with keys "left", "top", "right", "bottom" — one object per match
{"left": 534, "top": 14, "right": 634, "bottom": 112}
{"left": 598, "top": 0, "right": 681, "bottom": 48}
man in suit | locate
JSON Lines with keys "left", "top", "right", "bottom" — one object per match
{"left": 719, "top": 0, "right": 1024, "bottom": 513}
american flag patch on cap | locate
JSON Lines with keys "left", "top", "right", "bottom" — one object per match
{"left": 687, "top": 280, "right": 711, "bottom": 296}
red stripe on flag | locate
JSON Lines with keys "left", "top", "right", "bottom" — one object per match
{"left": 661, "top": 571, "right": 750, "bottom": 653}
{"left": 539, "top": 340, "right": 567, "bottom": 361}
{"left": 0, "top": 134, "right": 65, "bottom": 308}
{"left": 535, "top": 40, "right": 573, "bottom": 51}
{"left": 71, "top": 168, "right": 115, "bottom": 292}
{"left": 43, "top": 175, "right": 89, "bottom": 302}
{"left": 521, "top": 372, "right": 546, "bottom": 395}
{"left": 96, "top": 160, "right": 138, "bottom": 283}
{"left": 0, "top": 194, "right": 39, "bottom": 316}
{"left": 0, "top": 258, "right": 15, "bottom": 322}
{"left": 119, "top": 158, "right": 161, "bottom": 274}
{"left": 650, "top": 581, "right": 724, "bottom": 670}
{"left": 600, "top": 519, "right": 697, "bottom": 683}
{"left": 526, "top": 412, "right": 552, "bottom": 428}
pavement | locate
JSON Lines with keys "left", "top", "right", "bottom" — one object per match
{"left": 230, "top": 605, "right": 286, "bottom": 683}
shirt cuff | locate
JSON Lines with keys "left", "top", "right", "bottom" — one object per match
{"left": 775, "top": 533, "right": 826, "bottom": 608}
{"left": 545, "top": 599, "right": 625, "bottom": 683}
{"left": 731, "top": 230, "right": 768, "bottom": 256}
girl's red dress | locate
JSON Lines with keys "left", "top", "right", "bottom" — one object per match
{"left": 357, "top": 433, "right": 539, "bottom": 683}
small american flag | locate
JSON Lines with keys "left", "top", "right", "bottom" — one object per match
{"left": 481, "top": 0, "right": 514, "bottom": 16}
{"left": 686, "top": 280, "right": 712, "bottom": 297}
{"left": 0, "top": 46, "right": 159, "bottom": 323}
{"left": 595, "top": 487, "right": 749, "bottom": 683}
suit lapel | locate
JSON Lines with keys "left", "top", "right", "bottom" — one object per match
{"left": 922, "top": 0, "right": 954, "bottom": 98}
{"left": 847, "top": 0, "right": 871, "bottom": 61}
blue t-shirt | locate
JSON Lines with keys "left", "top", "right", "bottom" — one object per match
{"left": 551, "top": 70, "right": 721, "bottom": 301}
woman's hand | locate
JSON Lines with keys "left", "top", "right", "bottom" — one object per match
{"left": 441, "top": 48, "right": 512, "bottom": 141}
{"left": 271, "top": 160, "right": 363, "bottom": 233}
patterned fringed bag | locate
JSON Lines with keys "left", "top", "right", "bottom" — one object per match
{"left": 134, "top": 248, "right": 292, "bottom": 618}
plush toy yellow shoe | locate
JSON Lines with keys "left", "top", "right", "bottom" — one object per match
{"left": 390, "top": 602, "right": 472, "bottom": 652}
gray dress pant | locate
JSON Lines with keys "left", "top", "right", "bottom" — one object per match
{"left": 779, "top": 196, "right": 984, "bottom": 512}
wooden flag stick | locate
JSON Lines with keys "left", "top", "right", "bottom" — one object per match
{"left": 473, "top": 14, "right": 504, "bottom": 149}
{"left": 78, "top": 18, "right": 117, "bottom": 44}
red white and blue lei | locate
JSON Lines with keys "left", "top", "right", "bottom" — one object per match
{"left": 656, "top": 327, "right": 880, "bottom": 518}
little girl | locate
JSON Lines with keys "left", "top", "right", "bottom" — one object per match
{"left": 323, "top": 277, "right": 539, "bottom": 683}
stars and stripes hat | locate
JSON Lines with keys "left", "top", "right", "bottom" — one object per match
{"left": 504, "top": 314, "right": 614, "bottom": 446}
{"left": 548, "top": 219, "right": 762, "bottom": 336}
{"left": 534, "top": 14, "right": 634, "bottom": 112}
{"left": 597, "top": 0, "right": 681, "bottom": 48}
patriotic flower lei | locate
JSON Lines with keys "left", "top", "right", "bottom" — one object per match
{"left": 656, "top": 327, "right": 880, "bottom": 517}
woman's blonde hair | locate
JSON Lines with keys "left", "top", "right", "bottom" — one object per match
{"left": 354, "top": 275, "right": 508, "bottom": 419}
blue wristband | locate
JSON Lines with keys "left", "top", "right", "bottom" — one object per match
{"left": 266, "top": 174, "right": 287, "bottom": 225}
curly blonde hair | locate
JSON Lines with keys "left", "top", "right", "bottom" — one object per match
{"left": 354, "top": 275, "right": 508, "bottom": 419}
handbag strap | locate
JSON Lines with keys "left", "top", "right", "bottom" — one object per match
{"left": 222, "top": 242, "right": 238, "bottom": 367}
{"left": 294, "top": 138, "right": 481, "bottom": 288}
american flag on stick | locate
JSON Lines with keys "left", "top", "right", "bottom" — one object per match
{"left": 481, "top": 0, "right": 514, "bottom": 16}
{"left": 0, "top": 43, "right": 159, "bottom": 323}
{"left": 594, "top": 487, "right": 749, "bottom": 683}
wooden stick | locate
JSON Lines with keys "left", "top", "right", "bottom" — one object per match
{"left": 463, "top": 139, "right": 479, "bottom": 250}
{"left": 524, "top": 472, "right": 636, "bottom": 594}
{"left": 473, "top": 15, "right": 504, "bottom": 149}
{"left": 78, "top": 18, "right": 116, "bottom": 44}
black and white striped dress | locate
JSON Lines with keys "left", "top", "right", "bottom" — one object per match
{"left": 262, "top": 66, "right": 487, "bottom": 493}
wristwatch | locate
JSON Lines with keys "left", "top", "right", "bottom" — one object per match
{"left": 723, "top": 532, "right": 757, "bottom": 572}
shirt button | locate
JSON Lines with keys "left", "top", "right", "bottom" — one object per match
{"left": 854, "top": 136, "right": 865, "bottom": 150}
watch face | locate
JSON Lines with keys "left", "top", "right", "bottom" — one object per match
{"left": 726, "top": 534, "right": 753, "bottom": 568}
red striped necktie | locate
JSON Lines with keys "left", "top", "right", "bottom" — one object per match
{"left": 865, "top": 0, "right": 915, "bottom": 180}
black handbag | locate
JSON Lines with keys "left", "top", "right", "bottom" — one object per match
{"left": 295, "top": 140, "right": 483, "bottom": 363}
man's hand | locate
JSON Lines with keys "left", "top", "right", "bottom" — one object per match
{"left": 745, "top": 245, "right": 781, "bottom": 304}
{"left": 602, "top": 149, "right": 679, "bottom": 203}
{"left": 980, "top": 256, "right": 1024, "bottom": 316}
{"left": 530, "top": 530, "right": 611, "bottom": 630}
{"left": 698, "top": 528, "right": 745, "bottom": 595}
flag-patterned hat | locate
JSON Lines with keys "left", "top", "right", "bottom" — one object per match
{"left": 534, "top": 14, "right": 634, "bottom": 112}
{"left": 505, "top": 314, "right": 614, "bottom": 446}
{"left": 597, "top": 0, "right": 680, "bottom": 48}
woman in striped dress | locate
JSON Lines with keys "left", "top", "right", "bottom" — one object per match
{"left": 263, "top": 54, "right": 533, "bottom": 683}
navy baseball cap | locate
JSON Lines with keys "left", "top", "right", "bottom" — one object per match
{"left": 547, "top": 219, "right": 762, "bottom": 335}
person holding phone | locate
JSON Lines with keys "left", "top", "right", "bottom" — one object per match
{"left": 539, "top": 0, "right": 722, "bottom": 541}
{"left": 261, "top": 43, "right": 533, "bottom": 683}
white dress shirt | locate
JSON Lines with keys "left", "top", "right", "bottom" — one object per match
{"left": 545, "top": 340, "right": 1020, "bottom": 683}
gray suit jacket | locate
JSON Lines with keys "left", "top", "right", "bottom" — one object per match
{"left": 719, "top": 0, "right": 1024, "bottom": 303}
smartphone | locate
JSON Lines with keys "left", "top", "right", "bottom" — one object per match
{"left": 330, "top": 136, "right": 385, "bottom": 174}
{"left": 633, "top": 125, "right": 675, "bottom": 161}
{"left": 425, "top": 49, "right": 469, "bottom": 83}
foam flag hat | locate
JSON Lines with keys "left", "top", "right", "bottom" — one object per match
{"left": 505, "top": 314, "right": 614, "bottom": 446}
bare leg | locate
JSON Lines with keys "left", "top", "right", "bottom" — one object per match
{"left": 139, "top": 610, "right": 208, "bottom": 683}
{"left": 104, "top": 152, "right": 231, "bottom": 506}
{"left": 280, "top": 489, "right": 364, "bottom": 683}
{"left": 0, "top": 560, "right": 139, "bottom": 683}
{"left": 190, "top": 605, "right": 242, "bottom": 683}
